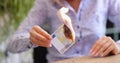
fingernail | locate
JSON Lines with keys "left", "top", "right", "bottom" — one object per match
{"left": 49, "top": 44, "right": 52, "bottom": 47}
{"left": 92, "top": 52, "right": 95, "bottom": 55}
{"left": 101, "top": 55, "right": 103, "bottom": 57}
{"left": 100, "top": 53, "right": 103, "bottom": 57}
{"left": 95, "top": 53, "right": 99, "bottom": 56}
{"left": 48, "top": 36, "right": 52, "bottom": 40}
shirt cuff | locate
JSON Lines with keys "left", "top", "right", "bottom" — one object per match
{"left": 116, "top": 40, "right": 120, "bottom": 43}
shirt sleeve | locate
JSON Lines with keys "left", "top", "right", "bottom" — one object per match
{"left": 7, "top": 0, "right": 48, "bottom": 53}
{"left": 108, "top": 0, "right": 120, "bottom": 31}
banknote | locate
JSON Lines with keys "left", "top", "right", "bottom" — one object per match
{"left": 51, "top": 24, "right": 75, "bottom": 54}
{"left": 51, "top": 7, "right": 75, "bottom": 54}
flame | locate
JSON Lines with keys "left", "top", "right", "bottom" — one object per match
{"left": 58, "top": 7, "right": 75, "bottom": 42}
{"left": 58, "top": 7, "right": 71, "bottom": 28}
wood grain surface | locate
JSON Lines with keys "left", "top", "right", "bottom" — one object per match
{"left": 53, "top": 54, "right": 120, "bottom": 63}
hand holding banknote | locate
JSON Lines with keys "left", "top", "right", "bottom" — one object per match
{"left": 30, "top": 25, "right": 52, "bottom": 47}
{"left": 29, "top": 7, "right": 75, "bottom": 54}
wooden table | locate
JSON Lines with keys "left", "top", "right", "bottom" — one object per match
{"left": 53, "top": 54, "right": 120, "bottom": 63}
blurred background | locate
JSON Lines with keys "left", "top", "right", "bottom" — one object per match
{"left": 0, "top": 0, "right": 34, "bottom": 63}
{"left": 0, "top": 0, "right": 120, "bottom": 63}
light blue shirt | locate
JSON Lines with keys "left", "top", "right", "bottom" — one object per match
{"left": 7, "top": 0, "right": 120, "bottom": 63}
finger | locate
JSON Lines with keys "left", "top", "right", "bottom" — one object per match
{"left": 33, "top": 25, "right": 52, "bottom": 40}
{"left": 101, "top": 44, "right": 114, "bottom": 56}
{"left": 30, "top": 30, "right": 50, "bottom": 43}
{"left": 96, "top": 37, "right": 112, "bottom": 56}
{"left": 30, "top": 30, "right": 51, "bottom": 47}
{"left": 90, "top": 36, "right": 106, "bottom": 52}
{"left": 90, "top": 36, "right": 108, "bottom": 56}
{"left": 30, "top": 36, "right": 50, "bottom": 47}
{"left": 30, "top": 36, "right": 38, "bottom": 46}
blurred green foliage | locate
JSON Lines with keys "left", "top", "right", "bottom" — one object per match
{"left": 0, "top": 0, "right": 34, "bottom": 42}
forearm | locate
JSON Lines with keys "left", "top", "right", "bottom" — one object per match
{"left": 6, "top": 0, "right": 47, "bottom": 53}
{"left": 7, "top": 33, "right": 37, "bottom": 53}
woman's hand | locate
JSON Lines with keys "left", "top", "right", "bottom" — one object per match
{"left": 90, "top": 36, "right": 120, "bottom": 57}
{"left": 30, "top": 25, "right": 52, "bottom": 47}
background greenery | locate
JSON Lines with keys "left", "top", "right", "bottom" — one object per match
{"left": 0, "top": 0, "right": 34, "bottom": 42}
{"left": 0, "top": 0, "right": 34, "bottom": 63}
